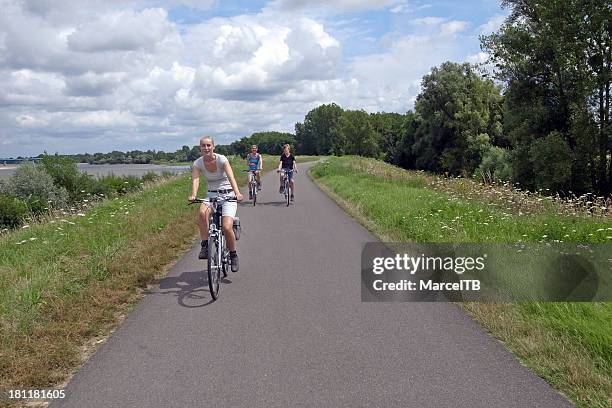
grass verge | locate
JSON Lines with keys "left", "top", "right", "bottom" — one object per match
{"left": 0, "top": 155, "right": 315, "bottom": 406}
{"left": 309, "top": 156, "right": 611, "bottom": 408}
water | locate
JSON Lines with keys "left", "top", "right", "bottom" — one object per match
{"left": 0, "top": 163, "right": 191, "bottom": 181}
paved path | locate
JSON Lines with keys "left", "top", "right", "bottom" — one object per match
{"left": 53, "top": 162, "right": 573, "bottom": 408}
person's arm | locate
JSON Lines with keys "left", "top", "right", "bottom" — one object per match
{"left": 258, "top": 154, "right": 263, "bottom": 171}
{"left": 277, "top": 157, "right": 282, "bottom": 172}
{"left": 223, "top": 160, "right": 243, "bottom": 202}
{"left": 189, "top": 166, "right": 200, "bottom": 201}
{"left": 293, "top": 156, "right": 298, "bottom": 172}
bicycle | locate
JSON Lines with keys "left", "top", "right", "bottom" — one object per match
{"left": 189, "top": 196, "right": 240, "bottom": 300}
{"left": 244, "top": 169, "right": 259, "bottom": 206}
{"left": 278, "top": 169, "right": 294, "bottom": 206}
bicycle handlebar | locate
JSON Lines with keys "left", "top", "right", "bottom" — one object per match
{"left": 188, "top": 197, "right": 237, "bottom": 205}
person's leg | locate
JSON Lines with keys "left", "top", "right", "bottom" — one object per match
{"left": 256, "top": 171, "right": 261, "bottom": 189}
{"left": 222, "top": 216, "right": 239, "bottom": 272}
{"left": 279, "top": 173, "right": 284, "bottom": 193}
{"left": 197, "top": 204, "right": 212, "bottom": 258}
{"left": 288, "top": 172, "right": 295, "bottom": 199}
{"left": 197, "top": 204, "right": 211, "bottom": 239}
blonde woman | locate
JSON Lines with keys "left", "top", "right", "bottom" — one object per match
{"left": 189, "top": 136, "right": 243, "bottom": 272}
{"left": 277, "top": 144, "right": 298, "bottom": 201}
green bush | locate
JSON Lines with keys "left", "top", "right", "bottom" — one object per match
{"left": 41, "top": 155, "right": 98, "bottom": 202}
{"left": 97, "top": 175, "right": 142, "bottom": 196}
{"left": 141, "top": 171, "right": 159, "bottom": 183}
{"left": 0, "top": 161, "right": 69, "bottom": 214}
{"left": 475, "top": 146, "right": 512, "bottom": 183}
{"left": 0, "top": 194, "right": 28, "bottom": 229}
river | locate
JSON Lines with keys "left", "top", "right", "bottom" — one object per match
{"left": 0, "top": 163, "right": 191, "bottom": 181}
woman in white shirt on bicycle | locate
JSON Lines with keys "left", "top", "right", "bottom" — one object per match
{"left": 189, "top": 136, "right": 243, "bottom": 272}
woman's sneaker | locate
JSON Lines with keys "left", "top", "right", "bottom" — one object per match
{"left": 198, "top": 241, "right": 208, "bottom": 259}
{"left": 230, "top": 251, "right": 239, "bottom": 272}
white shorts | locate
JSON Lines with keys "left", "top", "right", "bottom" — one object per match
{"left": 203, "top": 192, "right": 237, "bottom": 219}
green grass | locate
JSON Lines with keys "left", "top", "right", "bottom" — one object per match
{"left": 310, "top": 156, "right": 611, "bottom": 408}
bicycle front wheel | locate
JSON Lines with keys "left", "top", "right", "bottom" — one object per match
{"left": 252, "top": 183, "right": 257, "bottom": 206}
{"left": 207, "top": 237, "right": 220, "bottom": 300}
{"left": 285, "top": 182, "right": 291, "bottom": 206}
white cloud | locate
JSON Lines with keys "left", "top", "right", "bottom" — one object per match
{"left": 440, "top": 20, "right": 469, "bottom": 36}
{"left": 347, "top": 24, "right": 473, "bottom": 112}
{"left": 478, "top": 14, "right": 506, "bottom": 35}
{"left": 67, "top": 9, "right": 174, "bottom": 52}
{"left": 466, "top": 52, "right": 489, "bottom": 64}
{"left": 267, "top": 0, "right": 403, "bottom": 13}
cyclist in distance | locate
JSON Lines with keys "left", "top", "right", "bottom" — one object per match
{"left": 189, "top": 136, "right": 243, "bottom": 272}
{"left": 277, "top": 144, "right": 298, "bottom": 201}
{"left": 246, "top": 144, "right": 262, "bottom": 199}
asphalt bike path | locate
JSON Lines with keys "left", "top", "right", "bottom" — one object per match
{"left": 53, "top": 162, "right": 573, "bottom": 408}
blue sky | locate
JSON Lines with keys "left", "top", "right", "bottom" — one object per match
{"left": 0, "top": 0, "right": 507, "bottom": 157}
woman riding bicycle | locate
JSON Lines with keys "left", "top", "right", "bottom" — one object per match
{"left": 277, "top": 144, "right": 298, "bottom": 201}
{"left": 246, "top": 144, "right": 262, "bottom": 199}
{"left": 189, "top": 136, "right": 243, "bottom": 272}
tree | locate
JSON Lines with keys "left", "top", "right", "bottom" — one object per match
{"left": 369, "top": 112, "right": 408, "bottom": 164}
{"left": 336, "top": 110, "right": 381, "bottom": 158}
{"left": 482, "top": 0, "right": 611, "bottom": 194}
{"left": 413, "top": 61, "right": 503, "bottom": 175}
{"left": 297, "top": 103, "right": 344, "bottom": 155}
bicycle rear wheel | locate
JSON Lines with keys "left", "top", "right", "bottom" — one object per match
{"left": 207, "top": 237, "right": 220, "bottom": 300}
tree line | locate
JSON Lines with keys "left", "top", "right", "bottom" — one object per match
{"left": 294, "top": 0, "right": 611, "bottom": 196}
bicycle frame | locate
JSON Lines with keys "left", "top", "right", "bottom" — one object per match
{"left": 189, "top": 196, "right": 235, "bottom": 300}
{"left": 281, "top": 169, "right": 293, "bottom": 206}
{"left": 247, "top": 170, "right": 258, "bottom": 205}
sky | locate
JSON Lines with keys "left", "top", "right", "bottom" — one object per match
{"left": 0, "top": 0, "right": 507, "bottom": 157}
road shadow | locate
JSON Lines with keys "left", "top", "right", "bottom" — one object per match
{"left": 246, "top": 200, "right": 292, "bottom": 207}
{"left": 150, "top": 271, "right": 232, "bottom": 308}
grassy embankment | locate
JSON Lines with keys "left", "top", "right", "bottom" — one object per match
{"left": 0, "top": 155, "right": 316, "bottom": 405}
{"left": 310, "top": 156, "right": 611, "bottom": 408}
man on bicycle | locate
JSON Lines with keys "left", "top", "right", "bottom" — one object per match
{"left": 277, "top": 144, "right": 297, "bottom": 201}
{"left": 190, "top": 136, "right": 243, "bottom": 272}
{"left": 246, "top": 144, "right": 262, "bottom": 200}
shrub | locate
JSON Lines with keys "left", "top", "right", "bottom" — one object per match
{"left": 97, "top": 175, "right": 142, "bottom": 196}
{"left": 0, "top": 194, "right": 28, "bottom": 229}
{"left": 475, "top": 146, "right": 512, "bottom": 183}
{"left": 41, "top": 155, "right": 98, "bottom": 202}
{"left": 141, "top": 171, "right": 159, "bottom": 183}
{"left": 1, "top": 161, "right": 69, "bottom": 214}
